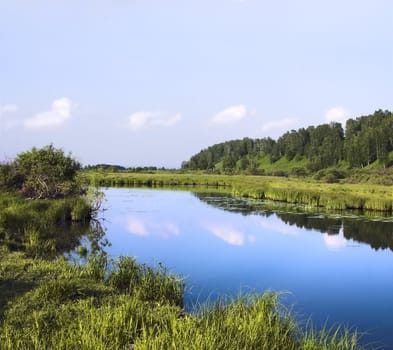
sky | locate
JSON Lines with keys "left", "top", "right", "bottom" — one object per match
{"left": 0, "top": 0, "right": 392, "bottom": 168}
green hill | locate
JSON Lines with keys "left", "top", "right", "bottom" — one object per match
{"left": 182, "top": 110, "right": 393, "bottom": 179}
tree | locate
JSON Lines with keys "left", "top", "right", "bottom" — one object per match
{"left": 307, "top": 123, "right": 344, "bottom": 169}
{"left": 5, "top": 145, "right": 82, "bottom": 199}
{"left": 344, "top": 110, "right": 393, "bottom": 167}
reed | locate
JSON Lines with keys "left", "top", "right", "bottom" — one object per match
{"left": 0, "top": 249, "right": 366, "bottom": 350}
{"left": 0, "top": 189, "right": 94, "bottom": 257}
{"left": 0, "top": 193, "right": 92, "bottom": 228}
{"left": 83, "top": 171, "right": 393, "bottom": 212}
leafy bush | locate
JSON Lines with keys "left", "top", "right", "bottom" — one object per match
{"left": 290, "top": 167, "right": 308, "bottom": 177}
{"left": 314, "top": 169, "right": 347, "bottom": 183}
{"left": 2, "top": 145, "right": 82, "bottom": 199}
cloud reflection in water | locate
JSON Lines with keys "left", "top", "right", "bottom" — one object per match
{"left": 126, "top": 216, "right": 179, "bottom": 239}
{"left": 323, "top": 227, "right": 347, "bottom": 251}
{"left": 205, "top": 223, "right": 256, "bottom": 246}
{"left": 257, "top": 217, "right": 299, "bottom": 236}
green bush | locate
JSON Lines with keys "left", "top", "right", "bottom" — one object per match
{"left": 290, "top": 167, "right": 308, "bottom": 177}
{"left": 3, "top": 145, "right": 82, "bottom": 199}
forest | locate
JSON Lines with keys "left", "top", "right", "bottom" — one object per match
{"left": 182, "top": 110, "right": 393, "bottom": 176}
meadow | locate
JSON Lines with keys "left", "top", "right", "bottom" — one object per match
{"left": 83, "top": 171, "right": 393, "bottom": 212}
{"left": 0, "top": 162, "right": 381, "bottom": 349}
{"left": 0, "top": 187, "right": 367, "bottom": 349}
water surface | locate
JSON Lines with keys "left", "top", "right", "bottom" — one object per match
{"left": 100, "top": 187, "right": 393, "bottom": 348}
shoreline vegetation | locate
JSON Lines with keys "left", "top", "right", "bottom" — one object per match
{"left": 0, "top": 187, "right": 367, "bottom": 349}
{"left": 0, "top": 187, "right": 368, "bottom": 349}
{"left": 0, "top": 248, "right": 365, "bottom": 350}
{"left": 0, "top": 146, "right": 381, "bottom": 348}
{"left": 83, "top": 172, "right": 393, "bottom": 213}
{"left": 82, "top": 110, "right": 393, "bottom": 213}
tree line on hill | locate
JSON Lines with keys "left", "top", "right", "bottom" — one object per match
{"left": 83, "top": 164, "right": 168, "bottom": 172}
{"left": 181, "top": 110, "right": 393, "bottom": 174}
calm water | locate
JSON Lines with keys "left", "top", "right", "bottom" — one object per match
{"left": 98, "top": 187, "right": 393, "bottom": 348}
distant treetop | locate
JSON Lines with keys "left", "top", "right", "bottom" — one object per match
{"left": 182, "top": 110, "right": 393, "bottom": 174}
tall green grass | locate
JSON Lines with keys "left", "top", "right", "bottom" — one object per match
{"left": 83, "top": 171, "right": 393, "bottom": 212}
{"left": 0, "top": 190, "right": 94, "bottom": 257}
{"left": 0, "top": 248, "right": 366, "bottom": 350}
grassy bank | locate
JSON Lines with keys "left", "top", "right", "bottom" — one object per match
{"left": 0, "top": 248, "right": 365, "bottom": 350}
{"left": 83, "top": 171, "right": 393, "bottom": 212}
{"left": 0, "top": 183, "right": 368, "bottom": 349}
{"left": 0, "top": 189, "right": 93, "bottom": 257}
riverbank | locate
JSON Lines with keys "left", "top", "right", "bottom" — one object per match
{"left": 83, "top": 172, "right": 393, "bottom": 212}
{"left": 0, "top": 186, "right": 371, "bottom": 349}
{"left": 0, "top": 247, "right": 364, "bottom": 349}
{"left": 0, "top": 189, "right": 93, "bottom": 257}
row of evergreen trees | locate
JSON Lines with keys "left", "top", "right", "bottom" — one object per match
{"left": 182, "top": 110, "right": 393, "bottom": 172}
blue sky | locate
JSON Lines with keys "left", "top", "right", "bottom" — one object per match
{"left": 1, "top": 0, "right": 392, "bottom": 167}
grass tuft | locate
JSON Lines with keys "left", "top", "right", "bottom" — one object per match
{"left": 0, "top": 249, "right": 366, "bottom": 349}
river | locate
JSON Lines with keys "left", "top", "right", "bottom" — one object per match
{"left": 92, "top": 187, "right": 393, "bottom": 348}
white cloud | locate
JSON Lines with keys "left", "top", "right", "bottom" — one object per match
{"left": 128, "top": 111, "right": 182, "bottom": 130}
{"left": 260, "top": 118, "right": 297, "bottom": 134}
{"left": 210, "top": 105, "right": 253, "bottom": 125}
{"left": 0, "top": 104, "right": 20, "bottom": 130}
{"left": 0, "top": 104, "right": 19, "bottom": 113}
{"left": 24, "top": 97, "right": 73, "bottom": 129}
{"left": 325, "top": 107, "right": 351, "bottom": 125}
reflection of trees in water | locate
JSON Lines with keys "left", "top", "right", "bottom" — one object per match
{"left": 85, "top": 218, "right": 110, "bottom": 255}
{"left": 193, "top": 192, "right": 393, "bottom": 252}
{"left": 192, "top": 192, "right": 254, "bottom": 215}
{"left": 343, "top": 221, "right": 393, "bottom": 251}
{"left": 0, "top": 218, "right": 109, "bottom": 259}
{"left": 274, "top": 213, "right": 393, "bottom": 251}
{"left": 274, "top": 213, "right": 342, "bottom": 235}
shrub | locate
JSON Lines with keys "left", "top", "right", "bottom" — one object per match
{"left": 7, "top": 145, "right": 82, "bottom": 199}
{"left": 290, "top": 167, "right": 308, "bottom": 177}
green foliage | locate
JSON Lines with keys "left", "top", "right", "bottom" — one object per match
{"left": 1, "top": 144, "right": 82, "bottom": 199}
{"left": 84, "top": 252, "right": 109, "bottom": 281}
{"left": 313, "top": 169, "right": 348, "bottom": 183}
{"left": 290, "top": 167, "right": 308, "bottom": 177}
{"left": 70, "top": 197, "right": 91, "bottom": 222}
{"left": 108, "top": 256, "right": 184, "bottom": 307}
{"left": 0, "top": 250, "right": 365, "bottom": 349}
{"left": 0, "top": 163, "right": 24, "bottom": 191}
{"left": 83, "top": 172, "right": 393, "bottom": 212}
{"left": 182, "top": 110, "right": 393, "bottom": 176}
{"left": 0, "top": 189, "right": 92, "bottom": 257}
{"left": 345, "top": 110, "right": 393, "bottom": 168}
{"left": 84, "top": 163, "right": 127, "bottom": 172}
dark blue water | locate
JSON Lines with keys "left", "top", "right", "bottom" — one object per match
{"left": 100, "top": 187, "right": 393, "bottom": 348}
